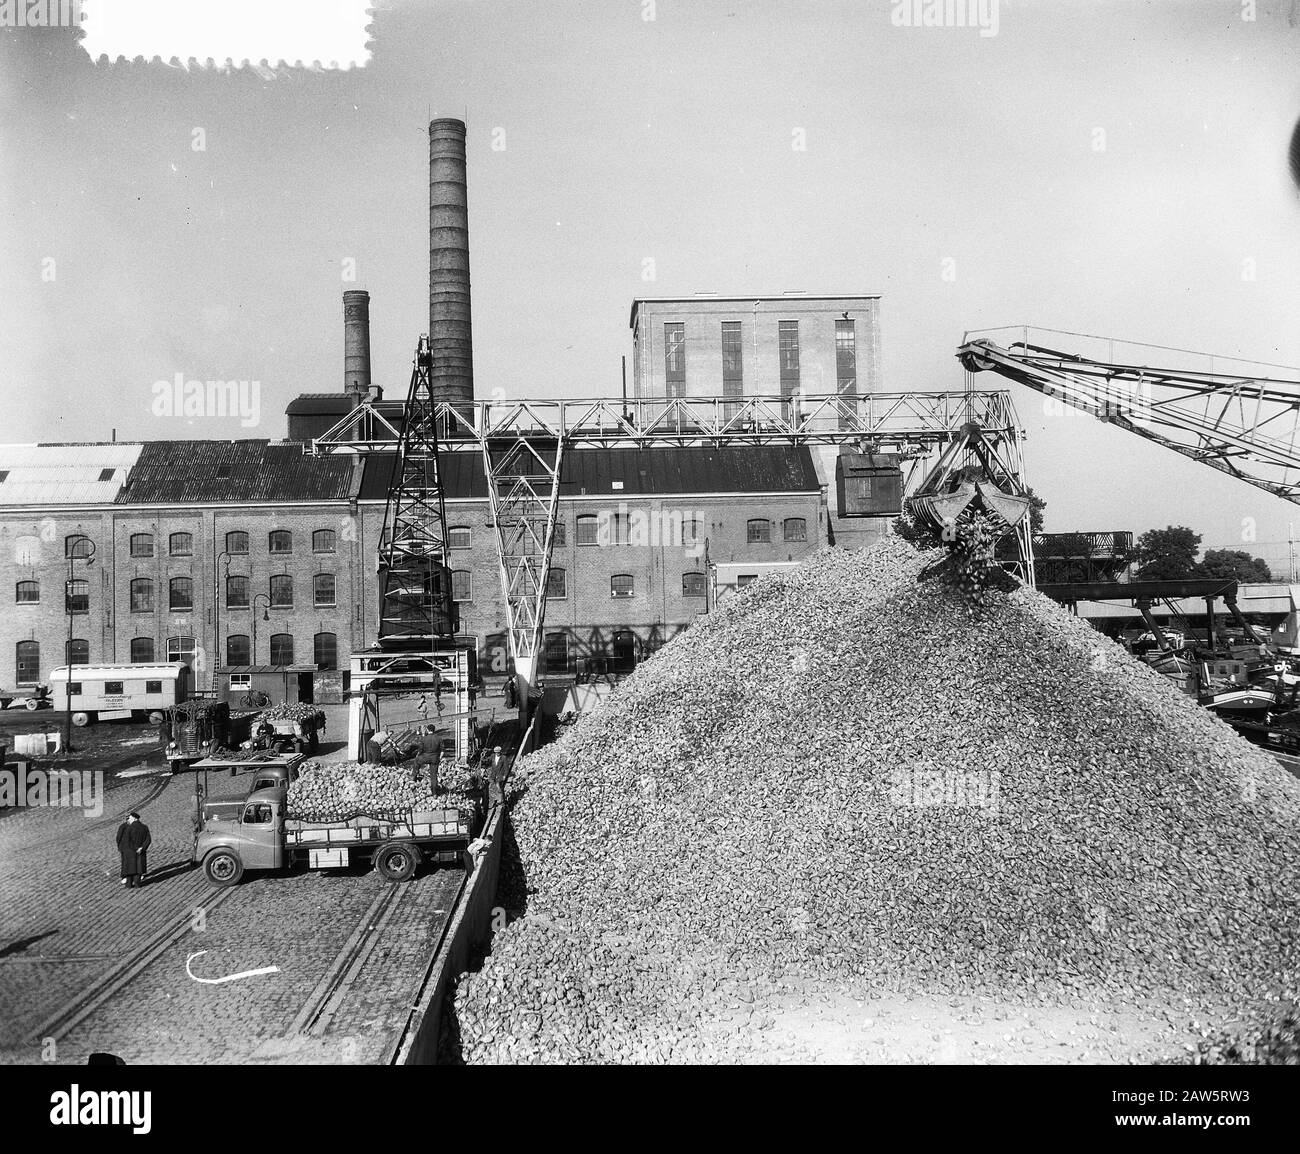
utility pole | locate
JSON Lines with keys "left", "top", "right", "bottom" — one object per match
{"left": 1290, "top": 522, "right": 1296, "bottom": 584}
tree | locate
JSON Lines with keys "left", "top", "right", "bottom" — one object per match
{"left": 1198, "top": 548, "right": 1272, "bottom": 583}
{"left": 1133, "top": 526, "right": 1202, "bottom": 581}
{"left": 1024, "top": 487, "right": 1046, "bottom": 535}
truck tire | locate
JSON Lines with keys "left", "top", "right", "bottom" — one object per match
{"left": 71, "top": 711, "right": 91, "bottom": 727}
{"left": 203, "top": 850, "right": 244, "bottom": 887}
{"left": 24, "top": 698, "right": 38, "bottom": 710}
{"left": 374, "top": 843, "right": 419, "bottom": 883}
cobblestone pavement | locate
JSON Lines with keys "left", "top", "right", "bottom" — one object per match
{"left": 0, "top": 727, "right": 463, "bottom": 1065}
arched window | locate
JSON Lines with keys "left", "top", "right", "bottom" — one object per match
{"left": 226, "top": 575, "right": 249, "bottom": 608}
{"left": 169, "top": 577, "right": 193, "bottom": 611}
{"left": 682, "top": 572, "right": 706, "bottom": 597}
{"left": 167, "top": 636, "right": 196, "bottom": 667}
{"left": 270, "top": 633, "right": 294, "bottom": 665}
{"left": 682, "top": 519, "right": 703, "bottom": 548}
{"left": 314, "top": 632, "right": 338, "bottom": 670}
{"left": 747, "top": 519, "right": 771, "bottom": 544}
{"left": 226, "top": 634, "right": 250, "bottom": 666}
{"left": 16, "top": 640, "right": 40, "bottom": 684}
{"left": 226, "top": 530, "right": 249, "bottom": 555}
{"left": 611, "top": 574, "right": 634, "bottom": 598}
{"left": 129, "top": 533, "right": 154, "bottom": 558}
{"left": 269, "top": 530, "right": 292, "bottom": 554}
{"left": 15, "top": 580, "right": 38, "bottom": 604}
{"left": 66, "top": 638, "right": 89, "bottom": 665}
{"left": 65, "top": 580, "right": 89, "bottom": 614}
{"left": 65, "top": 534, "right": 93, "bottom": 559}
{"left": 130, "top": 637, "right": 155, "bottom": 663}
{"left": 576, "top": 514, "right": 599, "bottom": 546}
{"left": 169, "top": 532, "right": 193, "bottom": 556}
{"left": 448, "top": 527, "right": 472, "bottom": 550}
{"left": 783, "top": 517, "right": 807, "bottom": 542}
{"left": 545, "top": 568, "right": 566, "bottom": 599}
{"left": 129, "top": 578, "right": 154, "bottom": 613}
{"left": 270, "top": 575, "right": 293, "bottom": 608}
{"left": 313, "top": 574, "right": 336, "bottom": 607}
{"left": 451, "top": 570, "right": 472, "bottom": 602}
{"left": 312, "top": 529, "right": 336, "bottom": 554}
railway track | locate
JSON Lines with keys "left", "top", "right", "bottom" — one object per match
{"left": 23, "top": 871, "right": 232, "bottom": 1047}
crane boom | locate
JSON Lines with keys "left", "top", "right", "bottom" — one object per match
{"left": 959, "top": 327, "right": 1300, "bottom": 505}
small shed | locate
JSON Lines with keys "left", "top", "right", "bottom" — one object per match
{"left": 214, "top": 665, "right": 320, "bottom": 707}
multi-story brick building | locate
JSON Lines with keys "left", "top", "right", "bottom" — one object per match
{"left": 0, "top": 438, "right": 823, "bottom": 698}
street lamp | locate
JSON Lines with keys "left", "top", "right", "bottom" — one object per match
{"left": 64, "top": 539, "right": 96, "bottom": 755}
{"left": 250, "top": 593, "right": 270, "bottom": 667}
{"left": 213, "top": 551, "right": 231, "bottom": 692}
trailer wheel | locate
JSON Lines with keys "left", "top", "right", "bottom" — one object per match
{"left": 203, "top": 850, "right": 244, "bottom": 887}
{"left": 71, "top": 711, "right": 91, "bottom": 727}
{"left": 374, "top": 844, "right": 419, "bottom": 883}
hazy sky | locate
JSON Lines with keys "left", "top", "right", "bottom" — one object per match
{"left": 3, "top": 1, "right": 1300, "bottom": 567}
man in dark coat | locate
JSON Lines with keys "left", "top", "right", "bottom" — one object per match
{"left": 115, "top": 812, "right": 151, "bottom": 888}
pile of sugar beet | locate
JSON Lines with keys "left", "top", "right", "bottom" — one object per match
{"left": 444, "top": 537, "right": 1300, "bottom": 1063}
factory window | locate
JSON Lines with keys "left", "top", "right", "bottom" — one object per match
{"left": 270, "top": 575, "right": 293, "bottom": 608}
{"left": 836, "top": 318, "right": 857, "bottom": 429}
{"left": 448, "top": 527, "right": 472, "bottom": 550}
{"left": 269, "top": 530, "right": 292, "bottom": 554}
{"left": 737, "top": 575, "right": 757, "bottom": 588}
{"left": 16, "top": 580, "right": 39, "bottom": 604}
{"left": 226, "top": 575, "right": 249, "bottom": 609}
{"left": 312, "top": 529, "right": 336, "bottom": 554}
{"left": 129, "top": 533, "right": 154, "bottom": 558}
{"left": 313, "top": 574, "right": 337, "bottom": 607}
{"left": 226, "top": 634, "right": 250, "bottom": 666}
{"left": 169, "top": 532, "right": 193, "bottom": 557}
{"left": 611, "top": 574, "right": 635, "bottom": 598}
{"left": 779, "top": 320, "right": 800, "bottom": 398}
{"left": 99, "top": 468, "right": 115, "bottom": 482}
{"left": 16, "top": 641, "right": 39, "bottom": 685}
{"left": 0, "top": 470, "right": 7, "bottom": 482}
{"left": 66, "top": 580, "right": 90, "bottom": 614}
{"left": 721, "top": 321, "right": 743, "bottom": 417}
{"left": 545, "top": 568, "right": 566, "bottom": 599}
{"left": 130, "top": 637, "right": 155, "bottom": 663}
{"left": 129, "top": 578, "right": 154, "bottom": 613}
{"left": 226, "top": 531, "right": 249, "bottom": 555}
{"left": 544, "top": 632, "right": 568, "bottom": 674}
{"left": 552, "top": 521, "right": 566, "bottom": 547}
{"left": 576, "top": 515, "right": 599, "bottom": 546}
{"left": 314, "top": 632, "right": 338, "bottom": 671}
{"left": 747, "top": 519, "right": 771, "bottom": 544}
{"left": 607, "top": 512, "right": 631, "bottom": 546}
{"left": 681, "top": 519, "right": 702, "bottom": 548}
{"left": 66, "top": 639, "right": 89, "bottom": 665}
{"left": 215, "top": 464, "right": 231, "bottom": 479}
{"left": 65, "top": 534, "right": 93, "bottom": 559}
{"left": 664, "top": 323, "right": 686, "bottom": 398}
{"left": 169, "top": 577, "right": 193, "bottom": 611}
{"left": 682, "top": 572, "right": 706, "bottom": 597}
{"left": 166, "top": 636, "right": 196, "bottom": 667}
{"left": 451, "top": 570, "right": 472, "bottom": 602}
{"left": 270, "top": 634, "right": 294, "bottom": 666}
{"left": 783, "top": 518, "right": 807, "bottom": 542}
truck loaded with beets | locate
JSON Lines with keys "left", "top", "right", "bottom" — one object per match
{"left": 192, "top": 758, "right": 483, "bottom": 887}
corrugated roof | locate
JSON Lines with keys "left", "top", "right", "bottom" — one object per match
{"left": 115, "top": 441, "right": 356, "bottom": 505}
{"left": 0, "top": 443, "right": 144, "bottom": 506}
{"left": 359, "top": 446, "right": 821, "bottom": 501}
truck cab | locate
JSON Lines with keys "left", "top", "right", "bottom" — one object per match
{"left": 194, "top": 787, "right": 286, "bottom": 886}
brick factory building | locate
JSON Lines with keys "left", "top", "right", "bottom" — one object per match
{"left": 0, "top": 437, "right": 823, "bottom": 698}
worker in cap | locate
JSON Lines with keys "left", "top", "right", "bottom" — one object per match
{"left": 364, "top": 729, "right": 391, "bottom": 765}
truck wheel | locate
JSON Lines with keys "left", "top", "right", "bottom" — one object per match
{"left": 204, "top": 850, "right": 244, "bottom": 887}
{"left": 24, "top": 698, "right": 38, "bottom": 710}
{"left": 71, "top": 711, "right": 91, "bottom": 727}
{"left": 374, "top": 844, "right": 419, "bottom": 882}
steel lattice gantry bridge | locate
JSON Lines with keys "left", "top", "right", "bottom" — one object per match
{"left": 312, "top": 385, "right": 1030, "bottom": 698}
{"left": 959, "top": 326, "right": 1300, "bottom": 505}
